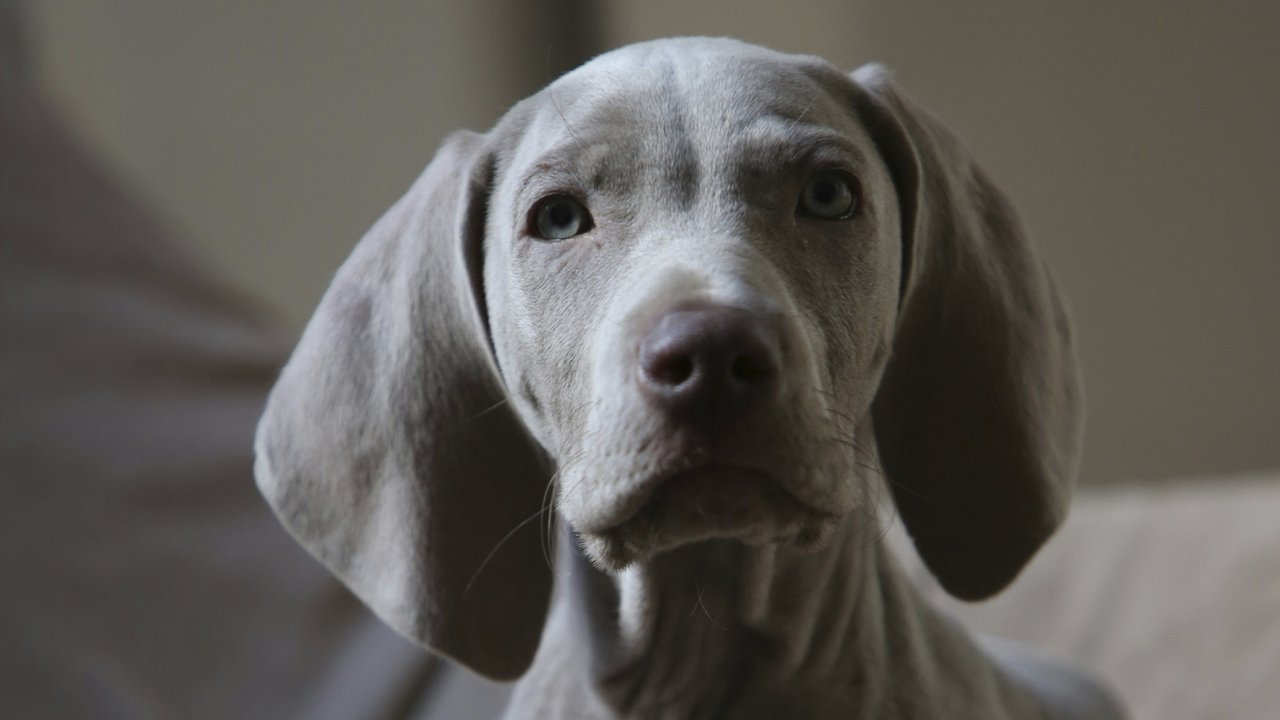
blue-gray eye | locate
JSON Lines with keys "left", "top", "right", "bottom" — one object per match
{"left": 532, "top": 195, "right": 593, "bottom": 240}
{"left": 798, "top": 170, "right": 858, "bottom": 220}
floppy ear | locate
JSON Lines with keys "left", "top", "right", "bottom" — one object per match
{"left": 254, "top": 131, "right": 551, "bottom": 679}
{"left": 852, "top": 65, "right": 1085, "bottom": 600}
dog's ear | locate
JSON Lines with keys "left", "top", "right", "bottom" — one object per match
{"left": 851, "top": 65, "right": 1084, "bottom": 600}
{"left": 254, "top": 132, "right": 551, "bottom": 680}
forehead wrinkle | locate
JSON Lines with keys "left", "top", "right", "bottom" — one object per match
{"left": 524, "top": 54, "right": 859, "bottom": 211}
{"left": 652, "top": 104, "right": 700, "bottom": 211}
{"left": 693, "top": 116, "right": 867, "bottom": 212}
{"left": 693, "top": 64, "right": 829, "bottom": 130}
{"left": 738, "top": 122, "right": 865, "bottom": 166}
{"left": 508, "top": 84, "right": 636, "bottom": 194}
{"left": 541, "top": 57, "right": 703, "bottom": 209}
{"left": 514, "top": 115, "right": 649, "bottom": 198}
{"left": 682, "top": 64, "right": 861, "bottom": 176}
{"left": 516, "top": 144, "right": 604, "bottom": 196}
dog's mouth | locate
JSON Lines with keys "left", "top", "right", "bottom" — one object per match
{"left": 575, "top": 464, "right": 841, "bottom": 570}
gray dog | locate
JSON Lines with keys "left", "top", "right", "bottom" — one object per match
{"left": 255, "top": 37, "right": 1124, "bottom": 719}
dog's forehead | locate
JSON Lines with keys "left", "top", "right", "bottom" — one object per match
{"left": 552, "top": 38, "right": 833, "bottom": 119}
{"left": 498, "top": 39, "right": 861, "bottom": 200}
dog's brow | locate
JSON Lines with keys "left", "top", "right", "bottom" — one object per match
{"left": 515, "top": 147, "right": 601, "bottom": 197}
{"left": 517, "top": 159, "right": 578, "bottom": 193}
{"left": 517, "top": 136, "right": 652, "bottom": 200}
{"left": 734, "top": 124, "right": 862, "bottom": 168}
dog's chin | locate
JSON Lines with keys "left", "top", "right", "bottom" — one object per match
{"left": 575, "top": 466, "right": 842, "bottom": 571}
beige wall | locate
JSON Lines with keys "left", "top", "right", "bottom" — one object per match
{"left": 30, "top": 1, "right": 1279, "bottom": 485}
{"left": 29, "top": 1, "right": 598, "bottom": 334}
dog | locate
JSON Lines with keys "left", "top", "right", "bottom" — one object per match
{"left": 255, "top": 37, "right": 1124, "bottom": 719}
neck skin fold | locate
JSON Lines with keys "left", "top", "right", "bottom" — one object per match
{"left": 593, "top": 522, "right": 884, "bottom": 718}
{"left": 507, "top": 482, "right": 1040, "bottom": 720}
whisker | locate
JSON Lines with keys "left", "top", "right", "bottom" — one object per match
{"left": 464, "top": 506, "right": 549, "bottom": 596}
{"left": 876, "top": 473, "right": 930, "bottom": 501}
{"left": 794, "top": 87, "right": 821, "bottom": 124}
{"left": 820, "top": 406, "right": 860, "bottom": 426}
{"left": 692, "top": 579, "right": 727, "bottom": 631}
{"left": 546, "top": 48, "right": 581, "bottom": 144}
{"left": 539, "top": 468, "right": 563, "bottom": 570}
{"left": 818, "top": 424, "right": 935, "bottom": 507}
{"left": 444, "top": 397, "right": 510, "bottom": 432}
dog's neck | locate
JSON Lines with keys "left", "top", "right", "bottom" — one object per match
{"left": 509, "top": 508, "right": 1043, "bottom": 720}
{"left": 590, "top": 523, "right": 887, "bottom": 718}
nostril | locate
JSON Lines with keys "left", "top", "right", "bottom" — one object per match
{"left": 730, "top": 352, "right": 775, "bottom": 385}
{"left": 648, "top": 351, "right": 696, "bottom": 387}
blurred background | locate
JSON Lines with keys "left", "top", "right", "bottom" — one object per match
{"left": 24, "top": 0, "right": 1279, "bottom": 486}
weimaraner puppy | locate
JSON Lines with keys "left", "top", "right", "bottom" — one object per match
{"left": 255, "top": 37, "right": 1125, "bottom": 719}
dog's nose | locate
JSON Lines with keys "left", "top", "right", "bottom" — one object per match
{"left": 638, "top": 306, "right": 782, "bottom": 420}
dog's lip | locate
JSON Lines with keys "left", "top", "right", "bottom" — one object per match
{"left": 573, "top": 461, "right": 844, "bottom": 568}
{"left": 574, "top": 462, "right": 836, "bottom": 535}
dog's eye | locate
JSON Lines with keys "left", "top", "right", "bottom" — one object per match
{"left": 798, "top": 170, "right": 859, "bottom": 220}
{"left": 532, "top": 195, "right": 593, "bottom": 240}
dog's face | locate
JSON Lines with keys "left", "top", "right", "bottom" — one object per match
{"left": 255, "top": 36, "right": 1082, "bottom": 678}
{"left": 482, "top": 41, "right": 902, "bottom": 569}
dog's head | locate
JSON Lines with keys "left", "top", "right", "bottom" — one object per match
{"left": 255, "top": 38, "right": 1083, "bottom": 680}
